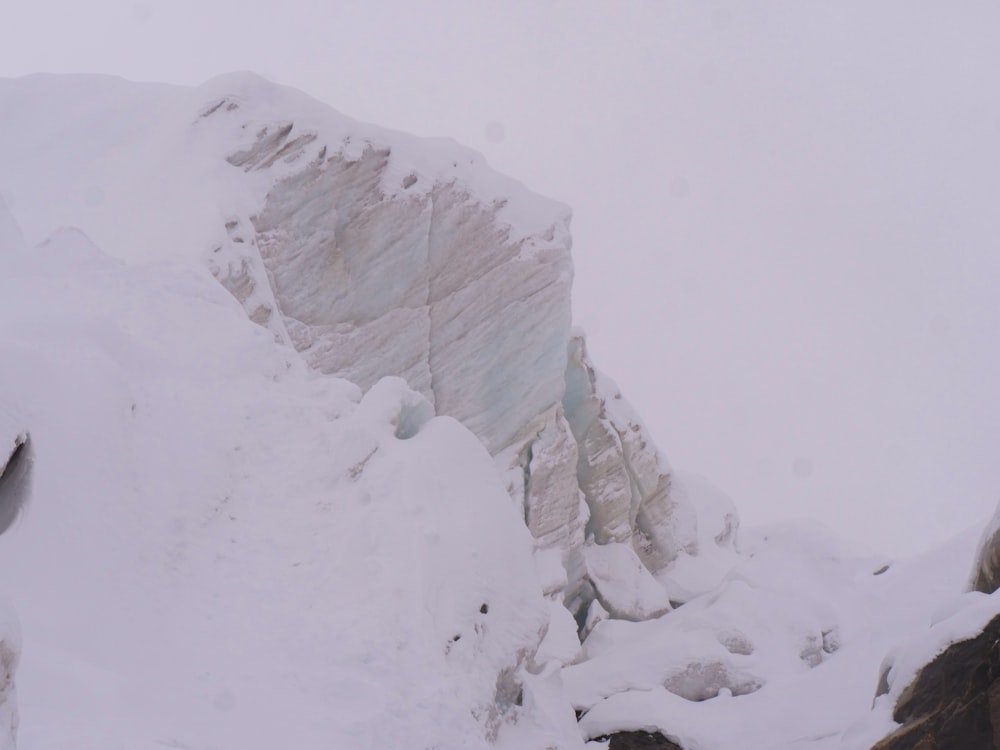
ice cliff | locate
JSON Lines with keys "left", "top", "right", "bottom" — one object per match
{"left": 184, "top": 74, "right": 707, "bottom": 612}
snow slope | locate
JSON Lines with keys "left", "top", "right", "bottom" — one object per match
{"left": 0, "top": 73, "right": 994, "bottom": 749}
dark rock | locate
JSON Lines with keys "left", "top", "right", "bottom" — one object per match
{"left": 602, "top": 730, "right": 682, "bottom": 749}
{"left": 871, "top": 613, "right": 1000, "bottom": 749}
{"left": 0, "top": 433, "right": 31, "bottom": 535}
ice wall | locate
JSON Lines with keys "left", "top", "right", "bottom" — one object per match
{"left": 195, "top": 81, "right": 714, "bottom": 616}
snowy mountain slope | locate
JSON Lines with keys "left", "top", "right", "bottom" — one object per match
{"left": 0, "top": 73, "right": 996, "bottom": 750}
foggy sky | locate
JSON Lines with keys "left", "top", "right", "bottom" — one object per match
{"left": 2, "top": 1, "right": 998, "bottom": 556}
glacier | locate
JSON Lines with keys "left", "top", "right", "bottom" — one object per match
{"left": 0, "top": 72, "right": 998, "bottom": 750}
{"left": 0, "top": 72, "right": 703, "bottom": 621}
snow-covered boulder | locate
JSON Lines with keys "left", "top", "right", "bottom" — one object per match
{"left": 875, "top": 611, "right": 1000, "bottom": 748}
{"left": 843, "top": 505, "right": 1000, "bottom": 749}
{"left": 862, "top": 591, "right": 1000, "bottom": 749}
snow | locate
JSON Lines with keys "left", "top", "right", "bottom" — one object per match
{"left": 0, "top": 71, "right": 995, "bottom": 750}
{"left": 574, "top": 524, "right": 983, "bottom": 749}
{"left": 582, "top": 542, "right": 673, "bottom": 621}
{"left": 0, "top": 209, "right": 571, "bottom": 748}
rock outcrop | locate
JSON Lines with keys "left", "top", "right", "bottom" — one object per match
{"left": 868, "top": 503, "right": 1000, "bottom": 750}
{"left": 605, "top": 730, "right": 683, "bottom": 749}
{"left": 872, "top": 612, "right": 1000, "bottom": 750}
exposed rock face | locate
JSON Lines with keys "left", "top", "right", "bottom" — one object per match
{"left": 605, "top": 730, "right": 682, "bottom": 750}
{"left": 0, "top": 73, "right": 733, "bottom": 747}
{"left": 871, "top": 502, "right": 1000, "bottom": 748}
{"left": 873, "top": 613, "right": 1000, "bottom": 749}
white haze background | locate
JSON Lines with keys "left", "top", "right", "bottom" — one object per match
{"left": 2, "top": 1, "right": 998, "bottom": 557}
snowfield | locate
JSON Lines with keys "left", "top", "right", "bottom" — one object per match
{"left": 0, "top": 73, "right": 996, "bottom": 749}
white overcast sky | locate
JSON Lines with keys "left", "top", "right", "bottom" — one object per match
{"left": 2, "top": 1, "right": 998, "bottom": 557}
